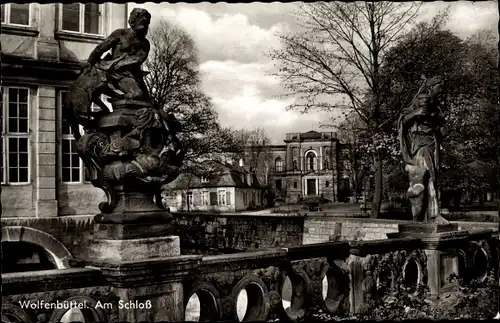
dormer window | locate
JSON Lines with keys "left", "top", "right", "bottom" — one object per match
{"left": 247, "top": 174, "right": 252, "bottom": 185}
{"left": 201, "top": 176, "right": 209, "bottom": 183}
{"left": 240, "top": 173, "right": 245, "bottom": 184}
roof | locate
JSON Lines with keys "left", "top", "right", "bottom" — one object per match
{"left": 167, "top": 160, "right": 263, "bottom": 190}
{"left": 300, "top": 130, "right": 322, "bottom": 140}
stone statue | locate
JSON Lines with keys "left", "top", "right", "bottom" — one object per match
{"left": 65, "top": 8, "right": 186, "bottom": 224}
{"left": 398, "top": 76, "right": 448, "bottom": 223}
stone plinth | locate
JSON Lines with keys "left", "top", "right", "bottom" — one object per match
{"left": 93, "top": 255, "right": 201, "bottom": 322}
{"left": 88, "top": 209, "right": 200, "bottom": 322}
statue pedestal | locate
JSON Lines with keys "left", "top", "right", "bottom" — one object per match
{"left": 387, "top": 223, "right": 465, "bottom": 298}
{"left": 88, "top": 209, "right": 201, "bottom": 322}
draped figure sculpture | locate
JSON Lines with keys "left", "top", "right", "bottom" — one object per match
{"left": 397, "top": 76, "right": 448, "bottom": 223}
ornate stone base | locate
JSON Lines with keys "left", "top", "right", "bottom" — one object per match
{"left": 94, "top": 190, "right": 172, "bottom": 224}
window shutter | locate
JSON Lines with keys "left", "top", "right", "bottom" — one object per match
{"left": 226, "top": 191, "right": 231, "bottom": 205}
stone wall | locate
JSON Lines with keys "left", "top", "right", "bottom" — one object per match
{"left": 172, "top": 213, "right": 305, "bottom": 254}
{"left": 303, "top": 216, "right": 499, "bottom": 244}
{"left": 1, "top": 213, "right": 496, "bottom": 262}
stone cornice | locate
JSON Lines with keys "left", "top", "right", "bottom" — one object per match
{"left": 1, "top": 54, "right": 83, "bottom": 86}
{"left": 1, "top": 24, "right": 39, "bottom": 37}
{"left": 2, "top": 268, "right": 106, "bottom": 295}
{"left": 89, "top": 255, "right": 202, "bottom": 288}
{"left": 420, "top": 230, "right": 496, "bottom": 250}
{"left": 286, "top": 241, "right": 350, "bottom": 261}
{"left": 199, "top": 249, "right": 287, "bottom": 274}
{"left": 55, "top": 31, "right": 105, "bottom": 44}
{"left": 349, "top": 237, "right": 422, "bottom": 257}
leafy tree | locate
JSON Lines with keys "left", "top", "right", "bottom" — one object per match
{"left": 379, "top": 21, "right": 499, "bottom": 206}
{"left": 270, "top": 1, "right": 424, "bottom": 218}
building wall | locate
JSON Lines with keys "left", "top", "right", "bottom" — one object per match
{"left": 268, "top": 133, "right": 339, "bottom": 203}
{"left": 1, "top": 3, "right": 127, "bottom": 218}
{"left": 167, "top": 187, "right": 264, "bottom": 213}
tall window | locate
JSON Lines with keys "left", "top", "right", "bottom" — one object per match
{"left": 201, "top": 191, "right": 209, "bottom": 206}
{"left": 60, "top": 91, "right": 83, "bottom": 183}
{"left": 306, "top": 151, "right": 317, "bottom": 171}
{"left": 275, "top": 157, "right": 284, "bottom": 172}
{"left": 218, "top": 190, "right": 226, "bottom": 205}
{"left": 324, "top": 159, "right": 329, "bottom": 170}
{"left": 61, "top": 3, "right": 102, "bottom": 35}
{"left": 186, "top": 191, "right": 193, "bottom": 207}
{"left": 1, "top": 4, "right": 30, "bottom": 26}
{"left": 2, "top": 87, "right": 30, "bottom": 184}
{"left": 293, "top": 160, "right": 298, "bottom": 170}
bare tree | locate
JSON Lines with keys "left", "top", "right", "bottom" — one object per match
{"left": 270, "top": 2, "right": 423, "bottom": 217}
{"left": 232, "top": 128, "right": 273, "bottom": 185}
{"left": 145, "top": 21, "right": 239, "bottom": 169}
{"left": 145, "top": 21, "right": 241, "bottom": 207}
{"left": 336, "top": 112, "right": 371, "bottom": 202}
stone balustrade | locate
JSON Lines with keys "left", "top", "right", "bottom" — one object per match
{"left": 2, "top": 230, "right": 498, "bottom": 322}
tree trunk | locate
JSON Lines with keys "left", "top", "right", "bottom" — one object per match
{"left": 371, "top": 149, "right": 383, "bottom": 218}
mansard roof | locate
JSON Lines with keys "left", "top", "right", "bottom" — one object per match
{"left": 167, "top": 160, "right": 263, "bottom": 190}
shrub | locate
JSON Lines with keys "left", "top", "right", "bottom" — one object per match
{"left": 357, "top": 271, "right": 499, "bottom": 320}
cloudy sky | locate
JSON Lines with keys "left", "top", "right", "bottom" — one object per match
{"left": 130, "top": 1, "right": 498, "bottom": 144}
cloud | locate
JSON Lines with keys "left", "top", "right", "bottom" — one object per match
{"left": 200, "top": 60, "right": 336, "bottom": 143}
{"left": 142, "top": 3, "right": 287, "bottom": 63}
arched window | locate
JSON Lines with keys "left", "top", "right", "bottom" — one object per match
{"left": 275, "top": 157, "right": 284, "bottom": 172}
{"left": 293, "top": 160, "right": 298, "bottom": 170}
{"left": 306, "top": 151, "right": 316, "bottom": 171}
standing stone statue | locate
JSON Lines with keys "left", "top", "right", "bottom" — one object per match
{"left": 63, "top": 8, "right": 186, "bottom": 224}
{"left": 397, "top": 76, "right": 448, "bottom": 223}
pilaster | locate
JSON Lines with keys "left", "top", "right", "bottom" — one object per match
{"left": 35, "top": 86, "right": 58, "bottom": 217}
{"left": 37, "top": 4, "right": 59, "bottom": 61}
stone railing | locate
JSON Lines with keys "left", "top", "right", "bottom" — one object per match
{"left": 2, "top": 230, "right": 498, "bottom": 322}
{"left": 182, "top": 241, "right": 351, "bottom": 322}
{"left": 2, "top": 268, "right": 117, "bottom": 323}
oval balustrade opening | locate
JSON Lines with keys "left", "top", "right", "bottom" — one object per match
{"left": 185, "top": 293, "right": 200, "bottom": 322}
{"left": 322, "top": 275, "right": 328, "bottom": 300}
{"left": 457, "top": 251, "right": 467, "bottom": 280}
{"left": 60, "top": 308, "right": 85, "bottom": 323}
{"left": 471, "top": 249, "right": 489, "bottom": 282}
{"left": 403, "top": 259, "right": 419, "bottom": 286}
{"left": 281, "top": 274, "right": 307, "bottom": 320}
{"left": 185, "top": 290, "right": 218, "bottom": 322}
{"left": 1, "top": 241, "right": 58, "bottom": 273}
{"left": 281, "top": 276, "right": 293, "bottom": 310}
{"left": 236, "top": 283, "right": 265, "bottom": 321}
